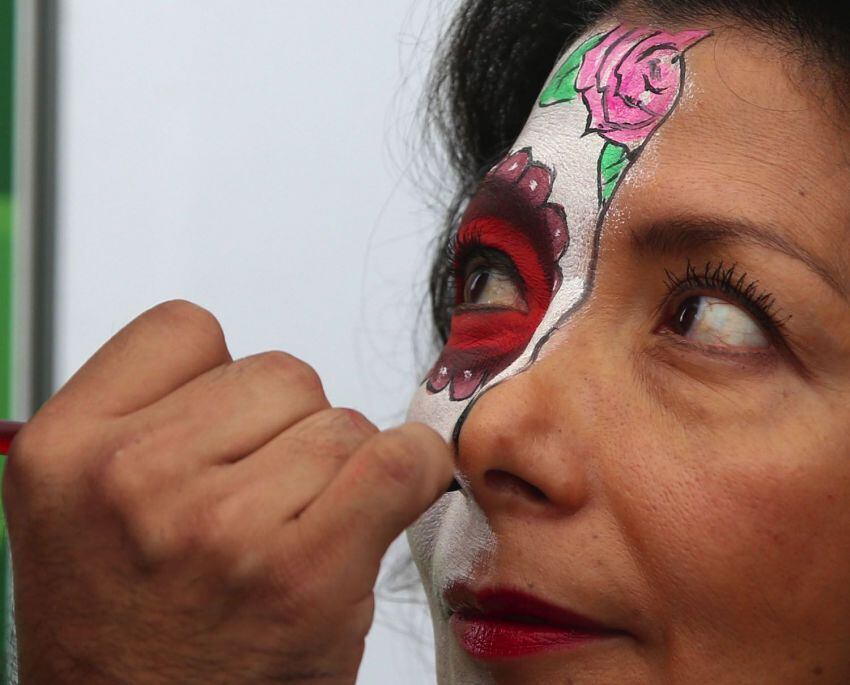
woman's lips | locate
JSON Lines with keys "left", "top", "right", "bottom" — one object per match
{"left": 445, "top": 585, "right": 625, "bottom": 661}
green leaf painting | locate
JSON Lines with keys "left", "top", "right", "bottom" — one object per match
{"left": 539, "top": 33, "right": 605, "bottom": 107}
{"left": 598, "top": 141, "right": 630, "bottom": 204}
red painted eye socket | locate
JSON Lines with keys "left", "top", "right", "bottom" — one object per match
{"left": 428, "top": 217, "right": 557, "bottom": 400}
{"left": 425, "top": 148, "right": 569, "bottom": 401}
{"left": 453, "top": 217, "right": 553, "bottom": 316}
{"left": 450, "top": 216, "right": 554, "bottom": 353}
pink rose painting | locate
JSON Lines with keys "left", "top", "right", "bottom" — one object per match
{"left": 540, "top": 25, "right": 710, "bottom": 204}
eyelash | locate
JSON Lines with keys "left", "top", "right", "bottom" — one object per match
{"left": 446, "top": 234, "right": 524, "bottom": 300}
{"left": 444, "top": 231, "right": 468, "bottom": 274}
{"left": 444, "top": 244, "right": 790, "bottom": 347}
{"left": 663, "top": 260, "right": 789, "bottom": 339}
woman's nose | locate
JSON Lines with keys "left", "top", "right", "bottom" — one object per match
{"left": 456, "top": 349, "right": 592, "bottom": 516}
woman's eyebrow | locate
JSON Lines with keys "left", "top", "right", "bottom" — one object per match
{"left": 629, "top": 215, "right": 847, "bottom": 299}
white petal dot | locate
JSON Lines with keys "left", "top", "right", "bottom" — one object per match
{"left": 463, "top": 370, "right": 472, "bottom": 380}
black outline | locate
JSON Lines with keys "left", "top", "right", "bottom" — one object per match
{"left": 582, "top": 30, "right": 667, "bottom": 138}
{"left": 424, "top": 147, "right": 569, "bottom": 402}
{"left": 447, "top": 29, "right": 713, "bottom": 447}
{"left": 539, "top": 30, "right": 613, "bottom": 108}
{"left": 596, "top": 141, "right": 632, "bottom": 206}
{"left": 579, "top": 28, "right": 643, "bottom": 138}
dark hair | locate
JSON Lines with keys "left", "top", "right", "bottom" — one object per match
{"left": 424, "top": 0, "right": 850, "bottom": 346}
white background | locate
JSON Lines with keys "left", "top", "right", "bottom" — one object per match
{"left": 52, "top": 1, "right": 461, "bottom": 681}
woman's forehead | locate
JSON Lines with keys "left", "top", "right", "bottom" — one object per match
{"left": 523, "top": 25, "right": 850, "bottom": 286}
{"left": 408, "top": 21, "right": 850, "bottom": 442}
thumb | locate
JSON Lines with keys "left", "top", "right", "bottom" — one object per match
{"left": 296, "top": 422, "right": 453, "bottom": 595}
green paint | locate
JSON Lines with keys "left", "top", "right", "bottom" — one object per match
{"left": 0, "top": 201, "right": 11, "bottom": 673}
{"left": 0, "top": 0, "right": 14, "bottom": 676}
{"left": 0, "top": 195, "right": 9, "bottom": 540}
{"left": 539, "top": 33, "right": 604, "bottom": 107}
{"left": 599, "top": 141, "right": 630, "bottom": 204}
{"left": 0, "top": 194, "right": 10, "bottom": 426}
{"left": 0, "top": 0, "right": 12, "bottom": 196}
{"left": 0, "top": 196, "right": 10, "bottom": 551}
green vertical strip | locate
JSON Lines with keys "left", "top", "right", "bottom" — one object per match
{"left": 0, "top": 196, "right": 9, "bottom": 681}
{"left": 0, "top": 1, "right": 14, "bottom": 413}
{"left": 0, "top": 197, "right": 10, "bottom": 425}
{"left": 0, "top": 0, "right": 15, "bottom": 677}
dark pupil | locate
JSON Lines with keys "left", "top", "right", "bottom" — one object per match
{"left": 467, "top": 270, "right": 489, "bottom": 303}
{"left": 674, "top": 296, "right": 701, "bottom": 334}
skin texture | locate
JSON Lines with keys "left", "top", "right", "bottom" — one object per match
{"left": 410, "top": 17, "right": 850, "bottom": 685}
{"left": 4, "top": 300, "right": 453, "bottom": 684}
{"left": 5, "top": 12, "right": 850, "bottom": 685}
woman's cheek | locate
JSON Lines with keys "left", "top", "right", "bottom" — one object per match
{"left": 606, "top": 381, "right": 850, "bottom": 655}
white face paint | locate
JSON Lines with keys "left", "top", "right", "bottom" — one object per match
{"left": 406, "top": 23, "right": 710, "bottom": 682}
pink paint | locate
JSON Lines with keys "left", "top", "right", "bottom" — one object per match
{"left": 577, "top": 26, "right": 711, "bottom": 146}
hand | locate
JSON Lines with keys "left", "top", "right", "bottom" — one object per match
{"left": 3, "top": 300, "right": 452, "bottom": 684}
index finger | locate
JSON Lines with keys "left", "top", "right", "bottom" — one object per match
{"left": 291, "top": 423, "right": 453, "bottom": 598}
{"left": 44, "top": 300, "right": 232, "bottom": 420}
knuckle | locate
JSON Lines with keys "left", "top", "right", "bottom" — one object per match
{"left": 92, "top": 451, "right": 177, "bottom": 565}
{"left": 178, "top": 496, "right": 256, "bottom": 583}
{"left": 6, "top": 417, "right": 66, "bottom": 466}
{"left": 87, "top": 441, "right": 250, "bottom": 574}
{"left": 320, "top": 408, "right": 377, "bottom": 441}
{"left": 110, "top": 492, "right": 194, "bottom": 569}
{"left": 94, "top": 444, "right": 148, "bottom": 514}
{"left": 149, "top": 298, "right": 212, "bottom": 324}
{"left": 336, "top": 408, "right": 378, "bottom": 435}
{"left": 148, "top": 299, "right": 227, "bottom": 358}
{"left": 4, "top": 419, "right": 74, "bottom": 498}
{"left": 6, "top": 421, "right": 41, "bottom": 462}
{"left": 251, "top": 351, "right": 324, "bottom": 394}
{"left": 5, "top": 423, "right": 46, "bottom": 483}
{"left": 123, "top": 509, "right": 174, "bottom": 567}
{"left": 3, "top": 419, "right": 126, "bottom": 525}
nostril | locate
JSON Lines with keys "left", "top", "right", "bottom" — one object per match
{"left": 484, "top": 469, "right": 547, "bottom": 502}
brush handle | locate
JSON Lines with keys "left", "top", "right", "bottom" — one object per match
{"left": 0, "top": 420, "right": 24, "bottom": 456}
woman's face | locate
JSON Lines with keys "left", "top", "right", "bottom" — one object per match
{"left": 407, "top": 16, "right": 850, "bottom": 685}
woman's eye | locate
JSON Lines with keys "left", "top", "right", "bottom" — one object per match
{"left": 461, "top": 263, "right": 526, "bottom": 310}
{"left": 670, "top": 296, "right": 769, "bottom": 349}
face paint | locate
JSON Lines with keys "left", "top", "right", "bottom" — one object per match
{"left": 407, "top": 23, "right": 711, "bottom": 681}
{"left": 426, "top": 151, "right": 569, "bottom": 403}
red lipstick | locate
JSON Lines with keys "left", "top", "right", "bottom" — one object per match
{"left": 445, "top": 585, "right": 623, "bottom": 661}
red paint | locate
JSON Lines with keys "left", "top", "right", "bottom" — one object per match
{"left": 0, "top": 420, "right": 23, "bottom": 455}
{"left": 445, "top": 585, "right": 623, "bottom": 661}
{"left": 453, "top": 216, "right": 553, "bottom": 310}
{"left": 425, "top": 148, "right": 569, "bottom": 400}
{"left": 448, "top": 309, "right": 534, "bottom": 350}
